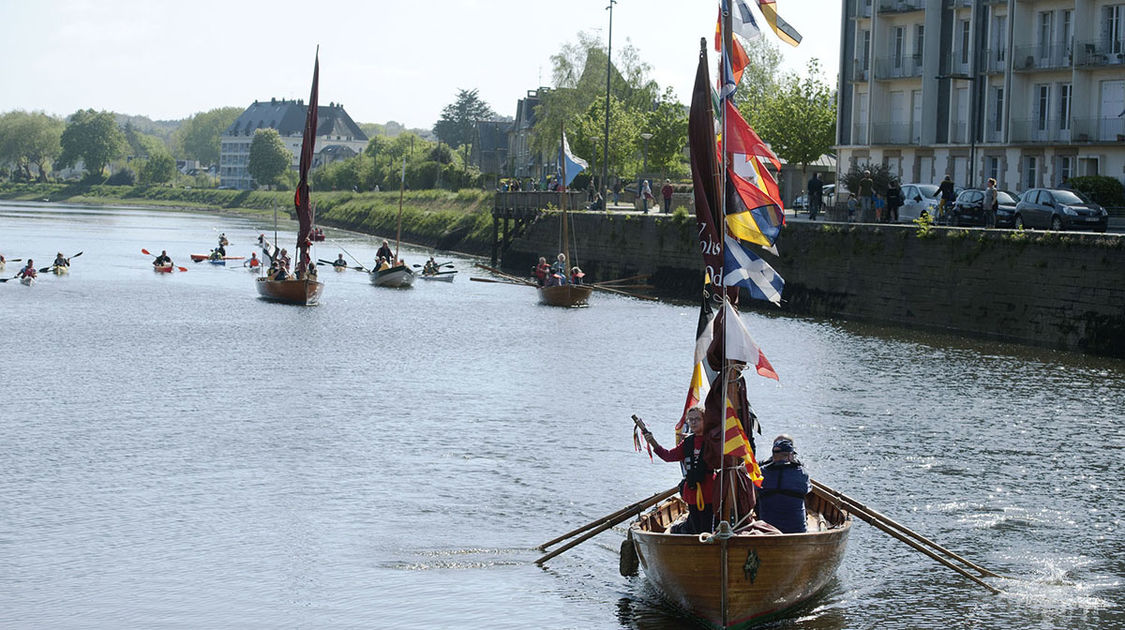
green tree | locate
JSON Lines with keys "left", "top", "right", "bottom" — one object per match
{"left": 174, "top": 107, "right": 241, "bottom": 165}
{"left": 571, "top": 96, "right": 639, "bottom": 182}
{"left": 747, "top": 60, "right": 836, "bottom": 181}
{"left": 0, "top": 110, "right": 64, "bottom": 181}
{"left": 433, "top": 88, "right": 496, "bottom": 154}
{"left": 644, "top": 88, "right": 688, "bottom": 177}
{"left": 140, "top": 152, "right": 177, "bottom": 185}
{"left": 57, "top": 109, "right": 126, "bottom": 176}
{"left": 735, "top": 38, "right": 784, "bottom": 112}
{"left": 247, "top": 128, "right": 292, "bottom": 189}
{"left": 124, "top": 122, "right": 168, "bottom": 159}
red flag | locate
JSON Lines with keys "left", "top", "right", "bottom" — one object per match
{"left": 722, "top": 100, "right": 780, "bottom": 171}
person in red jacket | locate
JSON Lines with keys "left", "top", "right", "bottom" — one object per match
{"left": 661, "top": 179, "right": 674, "bottom": 214}
{"left": 637, "top": 406, "right": 716, "bottom": 534}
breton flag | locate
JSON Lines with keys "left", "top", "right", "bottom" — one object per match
{"left": 723, "top": 398, "right": 764, "bottom": 485}
{"left": 693, "top": 301, "right": 779, "bottom": 381}
{"left": 754, "top": 0, "right": 803, "bottom": 47}
{"left": 723, "top": 234, "right": 784, "bottom": 306}
{"left": 559, "top": 132, "right": 588, "bottom": 188}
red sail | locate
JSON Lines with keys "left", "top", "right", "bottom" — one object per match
{"left": 294, "top": 51, "right": 319, "bottom": 271}
{"left": 689, "top": 44, "right": 723, "bottom": 282}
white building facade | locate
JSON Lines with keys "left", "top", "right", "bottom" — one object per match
{"left": 837, "top": 0, "right": 1125, "bottom": 194}
{"left": 220, "top": 98, "right": 368, "bottom": 190}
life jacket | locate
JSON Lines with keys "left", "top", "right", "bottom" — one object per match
{"left": 679, "top": 435, "right": 715, "bottom": 510}
{"left": 757, "top": 460, "right": 810, "bottom": 533}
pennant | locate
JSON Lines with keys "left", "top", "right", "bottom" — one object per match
{"left": 558, "top": 131, "right": 588, "bottom": 188}
{"left": 722, "top": 301, "right": 778, "bottom": 380}
{"left": 723, "top": 100, "right": 780, "bottom": 170}
{"left": 755, "top": 0, "right": 802, "bottom": 47}
{"left": 732, "top": 0, "right": 763, "bottom": 41}
{"left": 676, "top": 361, "right": 711, "bottom": 438}
{"left": 726, "top": 168, "right": 784, "bottom": 249}
{"left": 723, "top": 234, "right": 784, "bottom": 305}
{"left": 723, "top": 398, "right": 764, "bottom": 485}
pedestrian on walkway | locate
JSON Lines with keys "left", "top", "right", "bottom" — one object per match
{"left": 641, "top": 179, "right": 653, "bottom": 214}
{"left": 858, "top": 170, "right": 874, "bottom": 221}
{"left": 661, "top": 179, "right": 674, "bottom": 214}
{"left": 984, "top": 178, "right": 998, "bottom": 228}
{"left": 808, "top": 173, "right": 823, "bottom": 221}
{"left": 612, "top": 179, "right": 622, "bottom": 206}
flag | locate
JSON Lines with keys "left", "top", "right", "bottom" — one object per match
{"left": 723, "top": 100, "right": 780, "bottom": 170}
{"left": 723, "top": 398, "right": 764, "bottom": 485}
{"left": 714, "top": 6, "right": 754, "bottom": 86}
{"left": 722, "top": 300, "right": 778, "bottom": 380}
{"left": 726, "top": 167, "right": 784, "bottom": 250}
{"left": 558, "top": 132, "right": 587, "bottom": 188}
{"left": 723, "top": 234, "right": 784, "bottom": 305}
{"left": 719, "top": 44, "right": 738, "bottom": 100}
{"left": 732, "top": 0, "right": 763, "bottom": 41}
{"left": 676, "top": 360, "right": 711, "bottom": 438}
{"left": 755, "top": 0, "right": 802, "bottom": 47}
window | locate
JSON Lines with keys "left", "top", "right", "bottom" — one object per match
{"left": 914, "top": 25, "right": 924, "bottom": 60}
{"left": 1024, "top": 156, "right": 1038, "bottom": 190}
{"left": 993, "top": 15, "right": 1007, "bottom": 62}
{"left": 1105, "top": 5, "right": 1124, "bottom": 54}
{"left": 960, "top": 21, "right": 971, "bottom": 65}
{"left": 993, "top": 87, "right": 1004, "bottom": 133}
{"left": 1061, "top": 10, "right": 1073, "bottom": 55}
{"left": 1058, "top": 156, "right": 1072, "bottom": 182}
{"left": 894, "top": 26, "right": 904, "bottom": 69}
{"left": 862, "top": 30, "right": 871, "bottom": 71}
{"left": 1059, "top": 84, "right": 1071, "bottom": 130}
{"left": 986, "top": 156, "right": 1000, "bottom": 184}
{"left": 1036, "top": 85, "right": 1050, "bottom": 131}
{"left": 1038, "top": 12, "right": 1053, "bottom": 58}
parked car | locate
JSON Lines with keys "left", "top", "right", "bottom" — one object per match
{"left": 897, "top": 183, "right": 941, "bottom": 222}
{"left": 792, "top": 184, "right": 835, "bottom": 211}
{"left": 949, "top": 189, "right": 1019, "bottom": 228}
{"left": 1013, "top": 188, "right": 1108, "bottom": 232}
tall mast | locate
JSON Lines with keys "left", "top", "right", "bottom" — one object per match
{"left": 395, "top": 157, "right": 405, "bottom": 262}
{"left": 560, "top": 122, "right": 570, "bottom": 273}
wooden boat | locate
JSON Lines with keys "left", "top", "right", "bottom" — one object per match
{"left": 255, "top": 49, "right": 324, "bottom": 306}
{"left": 255, "top": 275, "right": 323, "bottom": 305}
{"left": 629, "top": 488, "right": 851, "bottom": 629}
{"left": 154, "top": 263, "right": 174, "bottom": 273}
{"left": 538, "top": 283, "right": 591, "bottom": 306}
{"left": 370, "top": 264, "right": 415, "bottom": 288}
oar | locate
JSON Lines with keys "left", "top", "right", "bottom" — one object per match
{"left": 812, "top": 480, "right": 1007, "bottom": 590}
{"left": 0, "top": 273, "right": 21, "bottom": 283}
{"left": 589, "top": 283, "right": 659, "bottom": 301}
{"left": 470, "top": 276, "right": 535, "bottom": 287}
{"left": 4, "top": 258, "right": 22, "bottom": 262}
{"left": 596, "top": 274, "right": 650, "bottom": 286}
{"left": 325, "top": 239, "right": 370, "bottom": 272}
{"left": 535, "top": 486, "right": 679, "bottom": 565}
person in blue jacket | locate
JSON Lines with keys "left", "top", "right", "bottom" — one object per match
{"left": 756, "top": 435, "right": 811, "bottom": 533}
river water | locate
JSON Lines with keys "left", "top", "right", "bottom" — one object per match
{"left": 1, "top": 201, "right": 1122, "bottom": 630}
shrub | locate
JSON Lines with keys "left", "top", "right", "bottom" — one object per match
{"left": 1068, "top": 175, "right": 1125, "bottom": 208}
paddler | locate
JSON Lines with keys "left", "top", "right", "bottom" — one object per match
{"left": 423, "top": 256, "right": 438, "bottom": 275}
{"left": 18, "top": 259, "right": 37, "bottom": 279}
{"left": 208, "top": 249, "right": 222, "bottom": 262}
{"left": 247, "top": 252, "right": 260, "bottom": 268}
{"left": 53, "top": 252, "right": 69, "bottom": 268}
{"left": 152, "top": 250, "right": 172, "bottom": 267}
{"left": 636, "top": 406, "right": 717, "bottom": 534}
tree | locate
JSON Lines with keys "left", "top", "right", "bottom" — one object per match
{"left": 571, "top": 96, "right": 639, "bottom": 183}
{"left": 735, "top": 38, "right": 784, "bottom": 112}
{"left": 644, "top": 88, "right": 688, "bottom": 177}
{"left": 140, "top": 152, "right": 176, "bottom": 185}
{"left": 247, "top": 128, "right": 292, "bottom": 188}
{"left": 433, "top": 88, "right": 496, "bottom": 156}
{"left": 124, "top": 122, "right": 168, "bottom": 159}
{"left": 746, "top": 60, "right": 836, "bottom": 181}
{"left": 0, "top": 111, "right": 64, "bottom": 181}
{"left": 57, "top": 109, "right": 125, "bottom": 176}
{"left": 174, "top": 107, "right": 241, "bottom": 165}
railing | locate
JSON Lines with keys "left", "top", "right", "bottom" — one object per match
{"left": 853, "top": 0, "right": 872, "bottom": 18}
{"left": 1012, "top": 44, "right": 1072, "bottom": 71}
{"left": 981, "top": 48, "right": 1007, "bottom": 73}
{"left": 1071, "top": 117, "right": 1125, "bottom": 143}
{"left": 871, "top": 122, "right": 913, "bottom": 144}
{"left": 494, "top": 191, "right": 586, "bottom": 213}
{"left": 1074, "top": 40, "right": 1125, "bottom": 67}
{"left": 945, "top": 51, "right": 973, "bottom": 76}
{"left": 874, "top": 54, "right": 924, "bottom": 80}
{"left": 984, "top": 124, "right": 1003, "bottom": 143}
{"left": 877, "top": 0, "right": 925, "bottom": 13}
{"left": 851, "top": 59, "right": 870, "bottom": 81}
{"left": 1009, "top": 118, "right": 1073, "bottom": 143}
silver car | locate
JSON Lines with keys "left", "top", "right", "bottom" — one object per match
{"left": 897, "top": 183, "right": 941, "bottom": 222}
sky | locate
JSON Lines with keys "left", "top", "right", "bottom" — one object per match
{"left": 0, "top": 0, "right": 842, "bottom": 130}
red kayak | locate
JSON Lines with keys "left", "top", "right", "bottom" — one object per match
{"left": 154, "top": 264, "right": 174, "bottom": 273}
{"left": 190, "top": 253, "right": 246, "bottom": 262}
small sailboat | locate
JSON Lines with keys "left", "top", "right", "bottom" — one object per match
{"left": 370, "top": 158, "right": 415, "bottom": 288}
{"left": 256, "top": 49, "right": 325, "bottom": 306}
{"left": 538, "top": 126, "right": 592, "bottom": 307}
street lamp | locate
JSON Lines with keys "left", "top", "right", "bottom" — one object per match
{"left": 640, "top": 132, "right": 653, "bottom": 174}
{"left": 937, "top": 73, "right": 979, "bottom": 188}
{"left": 602, "top": 0, "right": 616, "bottom": 201}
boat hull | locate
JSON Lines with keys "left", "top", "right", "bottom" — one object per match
{"left": 52, "top": 265, "right": 69, "bottom": 275}
{"left": 370, "top": 265, "right": 415, "bottom": 288}
{"left": 255, "top": 277, "right": 324, "bottom": 305}
{"left": 630, "top": 488, "right": 850, "bottom": 629}
{"left": 20, "top": 276, "right": 34, "bottom": 286}
{"left": 538, "top": 284, "right": 592, "bottom": 307}
{"left": 154, "top": 264, "right": 174, "bottom": 273}
{"left": 420, "top": 272, "right": 455, "bottom": 282}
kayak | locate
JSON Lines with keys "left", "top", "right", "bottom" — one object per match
{"left": 333, "top": 265, "right": 347, "bottom": 272}
{"left": 209, "top": 259, "right": 226, "bottom": 266}
{"left": 154, "top": 264, "right": 174, "bottom": 273}
{"left": 20, "top": 275, "right": 34, "bottom": 286}
{"left": 190, "top": 253, "right": 245, "bottom": 262}
{"left": 52, "top": 265, "right": 69, "bottom": 275}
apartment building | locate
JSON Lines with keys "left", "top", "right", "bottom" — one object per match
{"left": 837, "top": 0, "right": 1125, "bottom": 194}
{"left": 219, "top": 98, "right": 368, "bottom": 190}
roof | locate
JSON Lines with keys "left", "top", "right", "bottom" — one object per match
{"left": 475, "top": 120, "right": 510, "bottom": 152}
{"left": 224, "top": 99, "right": 368, "bottom": 141}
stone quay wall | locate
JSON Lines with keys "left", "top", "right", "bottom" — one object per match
{"left": 504, "top": 213, "right": 1125, "bottom": 358}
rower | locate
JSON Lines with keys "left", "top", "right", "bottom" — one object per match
{"left": 423, "top": 256, "right": 438, "bottom": 275}
{"left": 533, "top": 257, "right": 549, "bottom": 287}
{"left": 333, "top": 254, "right": 348, "bottom": 268}
{"left": 550, "top": 253, "right": 568, "bottom": 285}
{"left": 277, "top": 248, "right": 291, "bottom": 270}
{"left": 756, "top": 436, "right": 811, "bottom": 534}
{"left": 53, "top": 252, "right": 68, "bottom": 268}
{"left": 248, "top": 252, "right": 260, "bottom": 268}
{"left": 153, "top": 250, "right": 172, "bottom": 266}
{"left": 208, "top": 249, "right": 222, "bottom": 262}
{"left": 570, "top": 266, "right": 585, "bottom": 285}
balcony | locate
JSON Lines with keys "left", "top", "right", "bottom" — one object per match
{"left": 1071, "top": 117, "right": 1125, "bottom": 143}
{"left": 948, "top": 121, "right": 969, "bottom": 144}
{"left": 1012, "top": 44, "right": 1072, "bottom": 72}
{"left": 852, "top": 123, "right": 869, "bottom": 145}
{"left": 877, "top": 0, "right": 925, "bottom": 13}
{"left": 1009, "top": 118, "right": 1073, "bottom": 143}
{"left": 851, "top": 59, "right": 870, "bottom": 82}
{"left": 871, "top": 123, "right": 914, "bottom": 144}
{"left": 1075, "top": 41, "right": 1125, "bottom": 68}
{"left": 981, "top": 48, "right": 1007, "bottom": 73}
{"left": 984, "top": 124, "right": 1003, "bottom": 143}
{"left": 852, "top": 0, "right": 873, "bottom": 18}
{"left": 874, "top": 54, "right": 924, "bottom": 80}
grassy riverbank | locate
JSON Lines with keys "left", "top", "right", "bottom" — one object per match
{"left": 0, "top": 183, "right": 497, "bottom": 254}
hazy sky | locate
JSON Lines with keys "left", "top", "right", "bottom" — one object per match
{"left": 0, "top": 0, "right": 841, "bottom": 129}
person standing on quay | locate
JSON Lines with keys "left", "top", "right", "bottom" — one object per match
{"left": 938, "top": 174, "right": 956, "bottom": 222}
{"left": 661, "top": 179, "right": 674, "bottom": 214}
{"left": 857, "top": 170, "right": 874, "bottom": 222}
{"left": 641, "top": 179, "right": 653, "bottom": 214}
{"left": 886, "top": 180, "right": 903, "bottom": 223}
{"left": 984, "top": 178, "right": 998, "bottom": 228}
{"left": 808, "top": 172, "right": 823, "bottom": 221}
